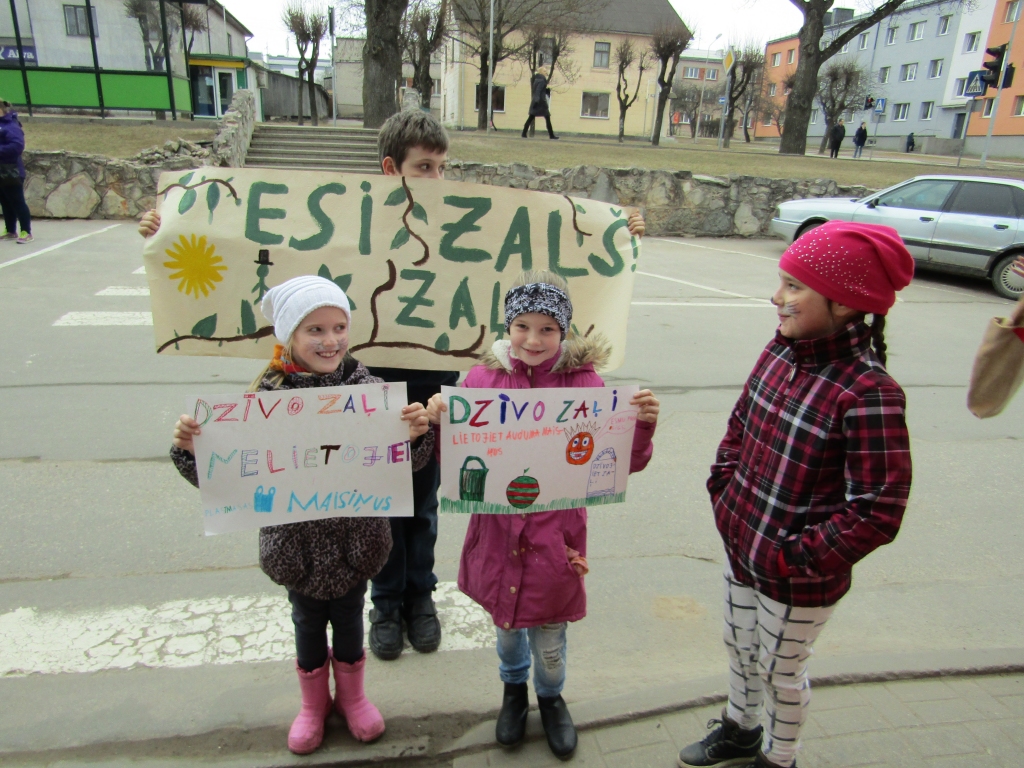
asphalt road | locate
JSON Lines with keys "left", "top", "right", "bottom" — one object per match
{"left": 1, "top": 222, "right": 1022, "bottom": 758}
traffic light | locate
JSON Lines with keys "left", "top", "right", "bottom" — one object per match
{"left": 982, "top": 44, "right": 1007, "bottom": 86}
{"left": 864, "top": 96, "right": 875, "bottom": 110}
{"left": 1004, "top": 64, "right": 1015, "bottom": 89}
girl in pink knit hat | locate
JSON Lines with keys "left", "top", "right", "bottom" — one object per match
{"left": 678, "top": 221, "right": 915, "bottom": 768}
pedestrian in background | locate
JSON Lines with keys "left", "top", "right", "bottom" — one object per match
{"left": 852, "top": 121, "right": 868, "bottom": 159}
{"left": 968, "top": 256, "right": 1024, "bottom": 417}
{"left": 0, "top": 99, "right": 33, "bottom": 243}
{"left": 678, "top": 221, "right": 914, "bottom": 768}
{"left": 522, "top": 68, "right": 559, "bottom": 139}
{"left": 828, "top": 118, "right": 845, "bottom": 159}
{"left": 906, "top": 132, "right": 916, "bottom": 152}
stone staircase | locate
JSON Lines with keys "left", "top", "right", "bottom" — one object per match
{"left": 244, "top": 123, "right": 381, "bottom": 173}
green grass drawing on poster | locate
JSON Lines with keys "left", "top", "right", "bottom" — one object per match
{"left": 439, "top": 492, "right": 627, "bottom": 515}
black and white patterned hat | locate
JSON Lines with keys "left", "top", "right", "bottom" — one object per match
{"left": 504, "top": 283, "right": 573, "bottom": 339}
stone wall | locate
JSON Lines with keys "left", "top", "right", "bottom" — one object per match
{"left": 445, "top": 162, "right": 874, "bottom": 238}
{"left": 23, "top": 89, "right": 258, "bottom": 220}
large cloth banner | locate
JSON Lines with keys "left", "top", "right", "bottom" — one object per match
{"left": 142, "top": 168, "right": 640, "bottom": 371}
{"left": 190, "top": 382, "right": 415, "bottom": 534}
{"left": 438, "top": 385, "right": 640, "bottom": 514}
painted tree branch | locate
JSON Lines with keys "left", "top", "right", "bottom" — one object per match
{"left": 351, "top": 325, "right": 487, "bottom": 357}
{"left": 402, "top": 176, "right": 432, "bottom": 266}
{"left": 158, "top": 178, "right": 240, "bottom": 202}
{"left": 157, "top": 325, "right": 275, "bottom": 354}
{"left": 564, "top": 195, "right": 592, "bottom": 236}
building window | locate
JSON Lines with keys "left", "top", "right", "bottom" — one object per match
{"left": 908, "top": 21, "right": 925, "bottom": 41}
{"left": 771, "top": 52, "right": 781, "bottom": 66}
{"left": 879, "top": 66, "right": 890, "bottom": 83}
{"left": 893, "top": 103, "right": 910, "bottom": 120}
{"left": 928, "top": 59, "right": 943, "bottom": 78}
{"left": 763, "top": 115, "right": 773, "bottom": 126}
{"left": 538, "top": 37, "right": 555, "bottom": 67}
{"left": 920, "top": 101, "right": 934, "bottom": 119}
{"left": 954, "top": 77, "right": 966, "bottom": 96}
{"left": 581, "top": 92, "right": 609, "bottom": 118}
{"left": 227, "top": 34, "right": 233, "bottom": 56}
{"left": 684, "top": 66, "right": 700, "bottom": 78}
{"left": 859, "top": 33, "right": 869, "bottom": 50}
{"left": 1007, "top": 1, "right": 1021, "bottom": 23}
{"left": 900, "top": 63, "right": 918, "bottom": 82}
{"left": 64, "top": 4, "right": 98, "bottom": 37}
{"left": 983, "top": 98, "right": 995, "bottom": 117}
{"left": 886, "top": 27, "right": 898, "bottom": 45}
{"left": 768, "top": 83, "right": 777, "bottom": 96}
{"left": 787, "top": 48, "right": 795, "bottom": 63}
{"left": 474, "top": 84, "right": 505, "bottom": 112}
{"left": 1013, "top": 95, "right": 1024, "bottom": 115}
{"left": 810, "top": 109, "right": 819, "bottom": 124}
{"left": 965, "top": 32, "right": 980, "bottom": 52}
{"left": 938, "top": 15, "right": 951, "bottom": 35}
{"left": 841, "top": 41, "right": 850, "bottom": 53}
{"left": 706, "top": 69, "right": 718, "bottom": 80}
{"left": 593, "top": 42, "right": 610, "bottom": 68}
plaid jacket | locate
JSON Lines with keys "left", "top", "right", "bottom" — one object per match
{"left": 709, "top": 322, "right": 912, "bottom": 607}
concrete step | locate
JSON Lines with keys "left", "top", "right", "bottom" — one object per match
{"left": 253, "top": 127, "right": 378, "bottom": 138}
{"left": 246, "top": 147, "right": 378, "bottom": 159}
{"left": 251, "top": 132, "right": 378, "bottom": 143}
{"left": 249, "top": 139, "right": 379, "bottom": 150}
{"left": 244, "top": 158, "right": 381, "bottom": 172}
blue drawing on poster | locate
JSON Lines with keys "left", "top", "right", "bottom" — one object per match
{"left": 254, "top": 486, "right": 277, "bottom": 512}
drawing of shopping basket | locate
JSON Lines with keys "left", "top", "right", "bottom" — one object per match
{"left": 459, "top": 456, "right": 488, "bottom": 501}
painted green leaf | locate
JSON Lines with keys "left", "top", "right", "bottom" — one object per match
{"left": 412, "top": 203, "right": 428, "bottom": 224}
{"left": 390, "top": 227, "right": 410, "bottom": 250}
{"left": 318, "top": 264, "right": 332, "bottom": 280}
{"left": 575, "top": 203, "right": 586, "bottom": 213}
{"left": 206, "top": 182, "right": 221, "bottom": 222}
{"left": 178, "top": 188, "right": 197, "bottom": 214}
{"left": 576, "top": 231, "right": 584, "bottom": 247}
{"left": 333, "top": 274, "right": 356, "bottom": 309}
{"left": 434, "top": 333, "right": 450, "bottom": 351}
{"left": 234, "top": 196, "right": 242, "bottom": 206}
{"left": 610, "top": 207, "right": 622, "bottom": 217}
{"left": 240, "top": 301, "right": 256, "bottom": 335}
{"left": 191, "top": 313, "right": 217, "bottom": 338}
{"left": 384, "top": 187, "right": 407, "bottom": 206}
{"left": 179, "top": 171, "right": 195, "bottom": 185}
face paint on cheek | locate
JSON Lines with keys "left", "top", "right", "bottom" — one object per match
{"left": 784, "top": 302, "right": 799, "bottom": 315}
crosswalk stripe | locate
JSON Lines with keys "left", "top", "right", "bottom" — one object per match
{"left": 95, "top": 286, "right": 151, "bottom": 296}
{"left": 53, "top": 311, "right": 153, "bottom": 326}
{"left": 0, "top": 583, "right": 493, "bottom": 676}
{"left": 133, "top": 266, "right": 146, "bottom": 274}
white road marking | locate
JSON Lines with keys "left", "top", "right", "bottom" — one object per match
{"left": 133, "top": 266, "right": 146, "bottom": 274}
{"left": 95, "top": 286, "right": 151, "bottom": 296}
{"left": 0, "top": 583, "right": 493, "bottom": 677}
{"left": 53, "top": 312, "right": 153, "bottom": 326}
{"left": 636, "top": 271, "right": 772, "bottom": 302}
{"left": 632, "top": 301, "right": 771, "bottom": 307}
{"left": 0, "top": 224, "right": 122, "bottom": 271}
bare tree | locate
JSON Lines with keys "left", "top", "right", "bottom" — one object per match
{"left": 283, "top": 1, "right": 329, "bottom": 126}
{"left": 182, "top": 5, "right": 209, "bottom": 59}
{"left": 361, "top": 0, "right": 409, "bottom": 127}
{"left": 448, "top": 0, "right": 602, "bottom": 131}
{"left": 780, "top": 0, "right": 971, "bottom": 155}
{"left": 760, "top": 68, "right": 795, "bottom": 137}
{"left": 721, "top": 43, "right": 764, "bottom": 148}
{"left": 124, "top": 0, "right": 180, "bottom": 72}
{"left": 815, "top": 59, "right": 869, "bottom": 153}
{"left": 612, "top": 39, "right": 650, "bottom": 142}
{"left": 400, "top": 0, "right": 448, "bottom": 109}
{"left": 671, "top": 81, "right": 721, "bottom": 138}
{"left": 649, "top": 22, "right": 693, "bottom": 146}
{"left": 513, "top": 23, "right": 581, "bottom": 135}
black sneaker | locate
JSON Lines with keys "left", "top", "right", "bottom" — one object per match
{"left": 677, "top": 710, "right": 762, "bottom": 767}
{"left": 368, "top": 608, "right": 403, "bottom": 660}
{"left": 405, "top": 594, "right": 441, "bottom": 653}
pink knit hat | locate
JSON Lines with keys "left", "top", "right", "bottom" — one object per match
{"left": 779, "top": 221, "right": 914, "bottom": 315}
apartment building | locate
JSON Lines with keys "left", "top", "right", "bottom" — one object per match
{"left": 754, "top": 33, "right": 801, "bottom": 138}
{"left": 966, "top": 0, "right": 1024, "bottom": 155}
{"left": 672, "top": 48, "right": 725, "bottom": 134}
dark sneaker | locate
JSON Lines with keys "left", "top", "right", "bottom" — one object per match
{"left": 677, "top": 710, "right": 763, "bottom": 767}
{"left": 368, "top": 608, "right": 403, "bottom": 661}
{"left": 537, "top": 694, "right": 577, "bottom": 760}
{"left": 754, "top": 752, "right": 796, "bottom": 768}
{"left": 405, "top": 594, "right": 441, "bottom": 653}
{"left": 495, "top": 682, "right": 529, "bottom": 747}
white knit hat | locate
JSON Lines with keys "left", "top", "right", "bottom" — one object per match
{"left": 259, "top": 276, "right": 351, "bottom": 344}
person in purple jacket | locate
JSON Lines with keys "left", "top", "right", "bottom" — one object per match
{"left": 0, "top": 100, "right": 32, "bottom": 244}
{"left": 427, "top": 270, "right": 660, "bottom": 760}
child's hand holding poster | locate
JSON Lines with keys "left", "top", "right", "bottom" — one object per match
{"left": 191, "top": 382, "right": 414, "bottom": 534}
{"left": 439, "top": 385, "right": 640, "bottom": 514}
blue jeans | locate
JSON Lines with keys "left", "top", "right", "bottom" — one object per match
{"left": 496, "top": 622, "right": 567, "bottom": 697}
{"left": 370, "top": 457, "right": 439, "bottom": 614}
{"left": 852, "top": 144, "right": 864, "bottom": 158}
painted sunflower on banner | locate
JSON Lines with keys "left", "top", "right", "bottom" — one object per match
{"left": 163, "top": 234, "right": 227, "bottom": 298}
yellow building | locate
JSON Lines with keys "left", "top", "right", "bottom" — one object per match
{"left": 440, "top": 0, "right": 688, "bottom": 138}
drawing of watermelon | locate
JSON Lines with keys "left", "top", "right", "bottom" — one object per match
{"left": 506, "top": 470, "right": 540, "bottom": 508}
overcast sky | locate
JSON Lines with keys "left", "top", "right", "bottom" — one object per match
{"left": 220, "top": 0, "right": 808, "bottom": 58}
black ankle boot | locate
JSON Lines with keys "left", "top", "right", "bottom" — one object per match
{"left": 537, "top": 694, "right": 576, "bottom": 760}
{"left": 496, "top": 682, "right": 529, "bottom": 747}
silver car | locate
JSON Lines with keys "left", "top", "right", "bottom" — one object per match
{"left": 770, "top": 175, "right": 1024, "bottom": 299}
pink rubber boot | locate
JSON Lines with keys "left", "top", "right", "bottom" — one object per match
{"left": 287, "top": 658, "right": 333, "bottom": 754}
{"left": 331, "top": 651, "right": 385, "bottom": 742}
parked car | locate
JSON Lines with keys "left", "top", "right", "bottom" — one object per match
{"left": 770, "top": 175, "right": 1024, "bottom": 299}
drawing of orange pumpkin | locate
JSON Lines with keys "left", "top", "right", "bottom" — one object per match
{"left": 566, "top": 432, "right": 595, "bottom": 465}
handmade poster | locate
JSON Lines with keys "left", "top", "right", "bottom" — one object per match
{"left": 143, "top": 168, "right": 640, "bottom": 371}
{"left": 190, "top": 382, "right": 414, "bottom": 535}
{"left": 438, "top": 384, "right": 641, "bottom": 514}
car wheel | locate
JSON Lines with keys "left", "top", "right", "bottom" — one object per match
{"left": 795, "top": 220, "right": 826, "bottom": 240}
{"left": 991, "top": 253, "right": 1024, "bottom": 300}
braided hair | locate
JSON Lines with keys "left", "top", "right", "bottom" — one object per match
{"left": 870, "top": 314, "right": 888, "bottom": 367}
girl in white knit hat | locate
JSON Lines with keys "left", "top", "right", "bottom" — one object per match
{"left": 169, "top": 276, "right": 432, "bottom": 755}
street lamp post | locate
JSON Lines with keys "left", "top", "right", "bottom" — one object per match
{"left": 694, "top": 33, "right": 721, "bottom": 143}
{"left": 486, "top": 0, "right": 494, "bottom": 132}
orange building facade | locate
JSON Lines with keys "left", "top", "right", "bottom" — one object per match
{"left": 967, "top": 0, "right": 1024, "bottom": 153}
{"left": 754, "top": 34, "right": 800, "bottom": 138}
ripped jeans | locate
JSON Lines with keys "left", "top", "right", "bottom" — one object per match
{"left": 496, "top": 623, "right": 567, "bottom": 697}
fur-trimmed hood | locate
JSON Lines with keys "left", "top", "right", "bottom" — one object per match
{"left": 478, "top": 333, "right": 612, "bottom": 374}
